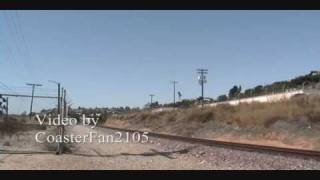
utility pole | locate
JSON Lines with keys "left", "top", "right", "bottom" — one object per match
{"left": 48, "top": 80, "right": 63, "bottom": 155}
{"left": 26, "top": 83, "right": 42, "bottom": 120}
{"left": 64, "top": 89, "right": 68, "bottom": 118}
{"left": 61, "top": 87, "right": 64, "bottom": 119}
{"left": 149, "top": 94, "right": 155, "bottom": 108}
{"left": 197, "top": 69, "right": 208, "bottom": 108}
{"left": 60, "top": 88, "right": 64, "bottom": 119}
{"left": 63, "top": 89, "right": 67, "bottom": 118}
{"left": 59, "top": 88, "right": 66, "bottom": 154}
{"left": 48, "top": 80, "right": 61, "bottom": 117}
{"left": 5, "top": 97, "right": 8, "bottom": 120}
{"left": 170, "top": 81, "right": 178, "bottom": 108}
{"left": 0, "top": 95, "right": 3, "bottom": 119}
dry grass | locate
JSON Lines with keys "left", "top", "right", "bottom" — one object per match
{"left": 0, "top": 118, "right": 24, "bottom": 137}
{"left": 0, "top": 117, "right": 46, "bottom": 137}
{"left": 104, "top": 95, "right": 320, "bottom": 150}
{"left": 107, "top": 95, "right": 320, "bottom": 130}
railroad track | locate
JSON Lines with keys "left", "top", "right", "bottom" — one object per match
{"left": 100, "top": 125, "right": 320, "bottom": 158}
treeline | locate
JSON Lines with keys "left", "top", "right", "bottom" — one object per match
{"left": 217, "top": 71, "right": 320, "bottom": 102}
{"left": 39, "top": 71, "right": 320, "bottom": 116}
{"left": 149, "top": 70, "right": 320, "bottom": 108}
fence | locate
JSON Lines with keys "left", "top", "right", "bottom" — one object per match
{"left": 0, "top": 92, "right": 66, "bottom": 155}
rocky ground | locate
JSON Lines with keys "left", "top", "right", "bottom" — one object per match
{"left": 105, "top": 115, "right": 320, "bottom": 151}
{"left": 1, "top": 125, "right": 320, "bottom": 170}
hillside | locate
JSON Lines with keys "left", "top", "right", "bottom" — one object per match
{"left": 104, "top": 94, "right": 320, "bottom": 151}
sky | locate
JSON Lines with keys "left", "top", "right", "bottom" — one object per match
{"left": 1, "top": 10, "right": 320, "bottom": 112}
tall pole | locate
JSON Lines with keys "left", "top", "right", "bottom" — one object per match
{"left": 201, "top": 79, "right": 204, "bottom": 101}
{"left": 48, "top": 80, "right": 63, "bottom": 154}
{"left": 5, "top": 97, "right": 8, "bottom": 120}
{"left": 63, "top": 89, "right": 67, "bottom": 118}
{"left": 174, "top": 82, "right": 176, "bottom": 106}
{"left": 149, "top": 94, "right": 155, "bottom": 108}
{"left": 60, "top": 88, "right": 66, "bottom": 154}
{"left": 48, "top": 80, "right": 61, "bottom": 116}
{"left": 26, "top": 83, "right": 42, "bottom": 120}
{"left": 171, "top": 81, "right": 178, "bottom": 108}
{"left": 64, "top": 89, "right": 68, "bottom": 118}
{"left": 197, "top": 69, "right": 208, "bottom": 108}
{"left": 58, "top": 83, "right": 61, "bottom": 117}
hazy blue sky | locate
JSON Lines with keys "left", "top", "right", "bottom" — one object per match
{"left": 1, "top": 10, "right": 320, "bottom": 112}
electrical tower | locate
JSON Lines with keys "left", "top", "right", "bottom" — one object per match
{"left": 197, "top": 69, "right": 208, "bottom": 108}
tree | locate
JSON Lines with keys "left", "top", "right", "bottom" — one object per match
{"left": 253, "top": 85, "right": 263, "bottom": 96}
{"left": 151, "top": 101, "right": 159, "bottom": 108}
{"left": 125, "top": 106, "right": 130, "bottom": 112}
{"left": 197, "top": 96, "right": 203, "bottom": 101}
{"left": 244, "top": 89, "right": 254, "bottom": 97}
{"left": 217, "top": 94, "right": 228, "bottom": 102}
{"left": 175, "top": 99, "right": 194, "bottom": 108}
{"left": 228, "top": 85, "right": 241, "bottom": 99}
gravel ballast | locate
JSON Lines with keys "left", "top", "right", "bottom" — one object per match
{"left": 1, "top": 125, "right": 320, "bottom": 170}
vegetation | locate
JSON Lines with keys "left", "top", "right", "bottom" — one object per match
{"left": 228, "top": 85, "right": 242, "bottom": 99}
{"left": 107, "top": 94, "right": 320, "bottom": 130}
{"left": 38, "top": 71, "right": 320, "bottom": 119}
{"left": 216, "top": 71, "right": 320, "bottom": 102}
{"left": 0, "top": 117, "right": 45, "bottom": 137}
{"left": 154, "top": 71, "right": 320, "bottom": 105}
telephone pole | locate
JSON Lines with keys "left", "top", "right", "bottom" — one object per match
{"left": 48, "top": 80, "right": 63, "bottom": 155}
{"left": 26, "top": 83, "right": 42, "bottom": 120}
{"left": 63, "top": 89, "right": 67, "bottom": 118}
{"left": 5, "top": 97, "right": 8, "bottom": 120}
{"left": 197, "top": 69, "right": 208, "bottom": 108}
{"left": 149, "top": 94, "right": 155, "bottom": 107}
{"left": 48, "top": 80, "right": 61, "bottom": 116}
{"left": 170, "top": 81, "right": 178, "bottom": 108}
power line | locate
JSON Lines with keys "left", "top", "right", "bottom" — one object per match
{"left": 0, "top": 81, "right": 21, "bottom": 95}
{"left": 13, "top": 11, "right": 35, "bottom": 73}
{"left": 0, "top": 24, "right": 21, "bottom": 81}
{"left": 2, "top": 11, "right": 33, "bottom": 79}
{"left": 0, "top": 81, "right": 11, "bottom": 91}
{"left": 3, "top": 11, "right": 23, "bottom": 56}
{"left": 2, "top": 86, "right": 56, "bottom": 92}
{"left": 0, "top": 83, "right": 57, "bottom": 97}
{"left": 0, "top": 93, "right": 57, "bottom": 99}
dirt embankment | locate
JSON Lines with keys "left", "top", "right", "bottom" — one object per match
{"left": 104, "top": 95, "right": 320, "bottom": 151}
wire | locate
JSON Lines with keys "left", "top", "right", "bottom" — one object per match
{"left": 0, "top": 81, "right": 24, "bottom": 95}
{"left": 6, "top": 86, "right": 56, "bottom": 91}
{"left": 0, "top": 24, "right": 21, "bottom": 84}
{"left": 14, "top": 11, "right": 34, "bottom": 63}
{"left": 0, "top": 81, "right": 13, "bottom": 92}
{"left": 2, "top": 11, "right": 33, "bottom": 79}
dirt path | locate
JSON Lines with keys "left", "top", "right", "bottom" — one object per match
{"left": 0, "top": 125, "right": 212, "bottom": 170}
{"left": 1, "top": 125, "right": 320, "bottom": 170}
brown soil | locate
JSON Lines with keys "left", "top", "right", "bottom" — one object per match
{"left": 104, "top": 95, "right": 320, "bottom": 151}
